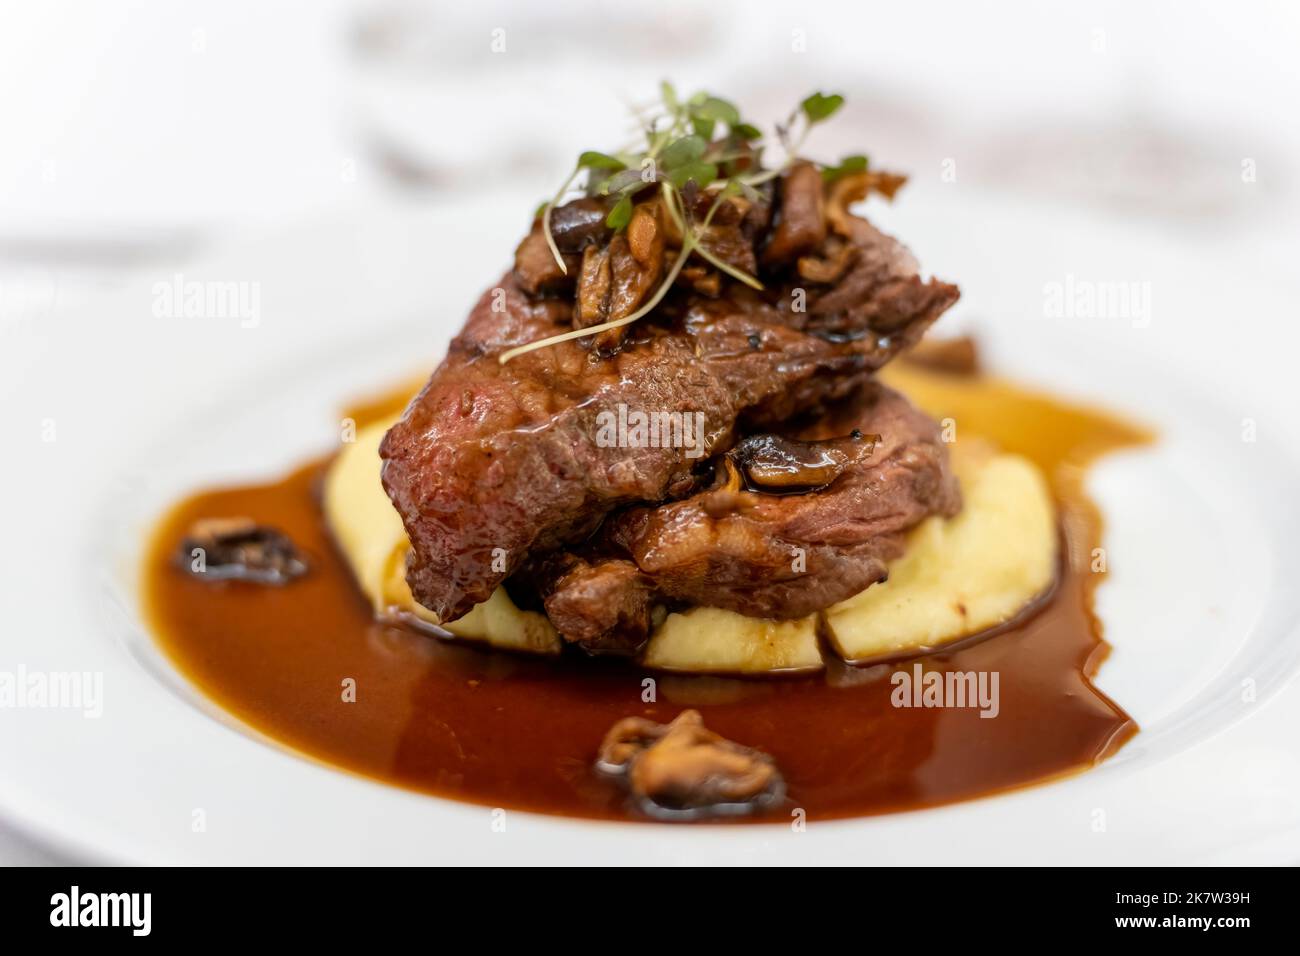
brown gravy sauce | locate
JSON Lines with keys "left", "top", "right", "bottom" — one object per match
{"left": 143, "top": 364, "right": 1152, "bottom": 822}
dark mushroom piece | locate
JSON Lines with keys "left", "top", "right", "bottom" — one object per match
{"left": 549, "top": 197, "right": 614, "bottom": 252}
{"left": 513, "top": 198, "right": 615, "bottom": 296}
{"left": 760, "top": 161, "right": 826, "bottom": 267}
{"left": 582, "top": 200, "right": 665, "bottom": 353}
{"left": 825, "top": 168, "right": 908, "bottom": 238}
{"left": 729, "top": 430, "right": 878, "bottom": 493}
{"left": 797, "top": 235, "right": 858, "bottom": 284}
{"left": 597, "top": 710, "right": 784, "bottom": 820}
{"left": 178, "top": 517, "right": 308, "bottom": 585}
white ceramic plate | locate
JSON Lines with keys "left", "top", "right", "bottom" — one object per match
{"left": 3, "top": 188, "right": 1299, "bottom": 864}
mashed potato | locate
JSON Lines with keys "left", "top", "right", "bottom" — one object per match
{"left": 325, "top": 417, "right": 1056, "bottom": 671}
{"left": 642, "top": 608, "right": 822, "bottom": 674}
{"left": 822, "top": 443, "right": 1056, "bottom": 663}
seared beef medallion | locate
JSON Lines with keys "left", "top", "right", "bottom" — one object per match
{"left": 382, "top": 219, "right": 957, "bottom": 623}
{"left": 379, "top": 91, "right": 961, "bottom": 640}
{"left": 534, "top": 383, "right": 960, "bottom": 651}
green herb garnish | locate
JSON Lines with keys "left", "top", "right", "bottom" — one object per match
{"left": 578, "top": 150, "right": 626, "bottom": 171}
{"left": 822, "top": 153, "right": 869, "bottom": 183}
{"left": 502, "top": 86, "right": 854, "bottom": 365}
{"left": 605, "top": 194, "right": 633, "bottom": 230}
{"left": 800, "top": 92, "right": 845, "bottom": 123}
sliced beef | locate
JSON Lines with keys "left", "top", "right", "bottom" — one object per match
{"left": 525, "top": 554, "right": 657, "bottom": 654}
{"left": 534, "top": 383, "right": 960, "bottom": 651}
{"left": 380, "top": 218, "right": 957, "bottom": 623}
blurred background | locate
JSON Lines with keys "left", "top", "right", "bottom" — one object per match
{"left": 2, "top": 0, "right": 1298, "bottom": 862}
{"left": 2, "top": 0, "right": 1297, "bottom": 322}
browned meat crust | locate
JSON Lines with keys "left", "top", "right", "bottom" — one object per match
{"left": 525, "top": 554, "right": 657, "bottom": 652}
{"left": 380, "top": 216, "right": 958, "bottom": 623}
{"left": 533, "top": 383, "right": 960, "bottom": 651}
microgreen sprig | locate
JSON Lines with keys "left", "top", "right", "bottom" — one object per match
{"left": 504, "top": 86, "right": 854, "bottom": 365}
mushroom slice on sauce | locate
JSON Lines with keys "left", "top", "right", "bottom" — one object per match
{"left": 597, "top": 709, "right": 784, "bottom": 819}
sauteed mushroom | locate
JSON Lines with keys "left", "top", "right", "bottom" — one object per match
{"left": 597, "top": 710, "right": 784, "bottom": 819}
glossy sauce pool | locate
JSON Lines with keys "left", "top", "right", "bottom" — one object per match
{"left": 143, "top": 364, "right": 1152, "bottom": 822}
